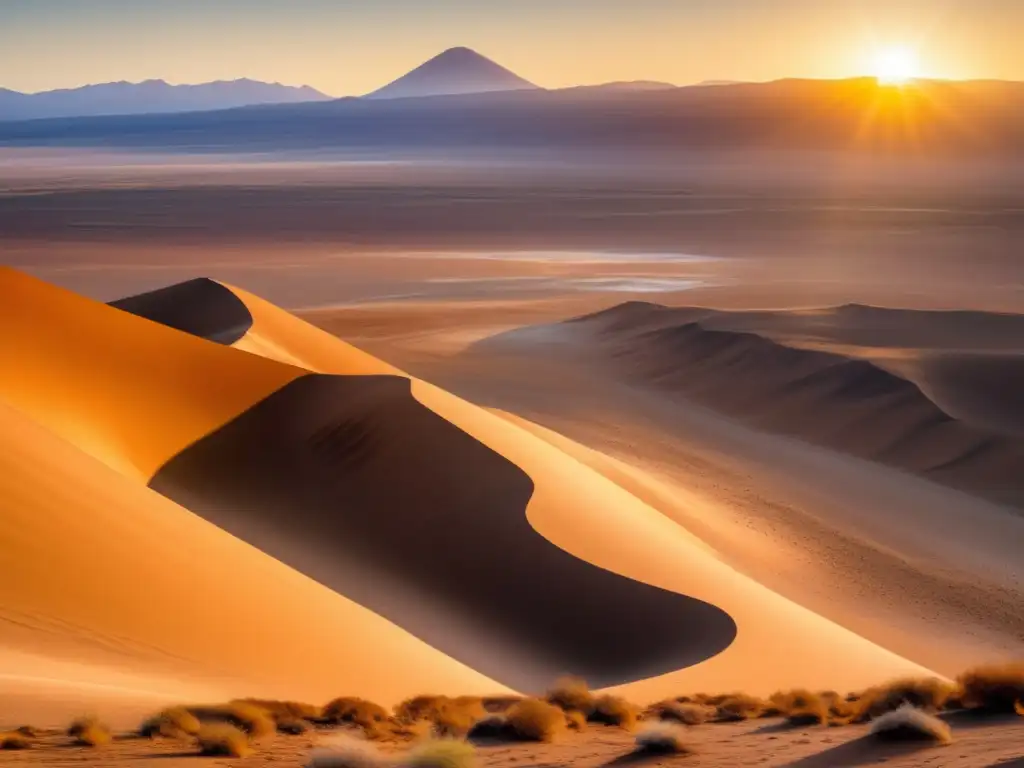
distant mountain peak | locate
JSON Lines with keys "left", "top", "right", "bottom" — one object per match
{"left": 366, "top": 47, "right": 539, "bottom": 100}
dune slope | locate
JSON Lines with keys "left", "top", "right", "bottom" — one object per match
{"left": 497, "top": 301, "right": 1024, "bottom": 509}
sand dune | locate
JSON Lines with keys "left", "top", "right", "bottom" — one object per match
{"left": 495, "top": 301, "right": 1024, "bottom": 509}
{"left": 0, "top": 272, "right": 939, "bottom": 724}
{"left": 0, "top": 397, "right": 506, "bottom": 726}
{"left": 144, "top": 278, "right": 933, "bottom": 694}
{"left": 109, "top": 277, "right": 253, "bottom": 344}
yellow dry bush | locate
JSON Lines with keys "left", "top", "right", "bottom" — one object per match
{"left": 197, "top": 723, "right": 253, "bottom": 757}
{"left": 67, "top": 716, "right": 112, "bottom": 747}
{"left": 956, "top": 663, "right": 1024, "bottom": 713}
{"left": 504, "top": 698, "right": 566, "bottom": 742}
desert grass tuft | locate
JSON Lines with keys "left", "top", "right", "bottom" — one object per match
{"left": 647, "top": 700, "right": 712, "bottom": 726}
{"left": 67, "top": 716, "right": 112, "bottom": 747}
{"left": 503, "top": 698, "right": 566, "bottom": 742}
{"left": 714, "top": 694, "right": 767, "bottom": 722}
{"left": 188, "top": 701, "right": 277, "bottom": 739}
{"left": 197, "top": 723, "right": 253, "bottom": 757}
{"left": 237, "top": 698, "right": 323, "bottom": 722}
{"left": 869, "top": 704, "right": 952, "bottom": 745}
{"left": 392, "top": 695, "right": 487, "bottom": 738}
{"left": 307, "top": 735, "right": 386, "bottom": 768}
{"left": 322, "top": 697, "right": 390, "bottom": 733}
{"left": 140, "top": 706, "right": 202, "bottom": 739}
{"left": 564, "top": 709, "right": 588, "bottom": 731}
{"left": 0, "top": 732, "right": 32, "bottom": 750}
{"left": 769, "top": 690, "right": 829, "bottom": 726}
{"left": 589, "top": 694, "right": 639, "bottom": 729}
{"left": 957, "top": 663, "right": 1024, "bottom": 713}
{"left": 633, "top": 722, "right": 692, "bottom": 755}
{"left": 850, "top": 677, "right": 956, "bottom": 723}
{"left": 545, "top": 676, "right": 595, "bottom": 716}
{"left": 400, "top": 738, "right": 477, "bottom": 768}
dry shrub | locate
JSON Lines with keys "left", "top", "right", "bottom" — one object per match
{"left": 545, "top": 676, "right": 595, "bottom": 716}
{"left": 279, "top": 718, "right": 311, "bottom": 735}
{"left": 307, "top": 734, "right": 385, "bottom": 768}
{"left": 590, "top": 694, "right": 639, "bottom": 729}
{"left": 633, "top": 722, "right": 692, "bottom": 755}
{"left": 869, "top": 704, "right": 952, "bottom": 745}
{"left": 957, "top": 663, "right": 1024, "bottom": 713}
{"left": 400, "top": 738, "right": 476, "bottom": 768}
{"left": 480, "top": 696, "right": 521, "bottom": 713}
{"left": 14, "top": 726, "right": 40, "bottom": 737}
{"left": 323, "top": 697, "right": 391, "bottom": 733}
{"left": 564, "top": 709, "right": 588, "bottom": 731}
{"left": 190, "top": 702, "right": 277, "bottom": 739}
{"left": 769, "top": 690, "right": 829, "bottom": 726}
{"left": 648, "top": 700, "right": 712, "bottom": 726}
{"left": 714, "top": 694, "right": 766, "bottom": 722}
{"left": 390, "top": 719, "right": 436, "bottom": 742}
{"left": 238, "top": 698, "right": 322, "bottom": 722}
{"left": 0, "top": 732, "right": 31, "bottom": 750}
{"left": 504, "top": 698, "right": 566, "bottom": 742}
{"left": 140, "top": 707, "right": 202, "bottom": 739}
{"left": 67, "top": 716, "right": 112, "bottom": 747}
{"left": 197, "top": 723, "right": 253, "bottom": 757}
{"left": 392, "top": 696, "right": 487, "bottom": 738}
{"left": 851, "top": 678, "right": 956, "bottom": 723}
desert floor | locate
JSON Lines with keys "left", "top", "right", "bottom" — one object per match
{"left": 2, "top": 160, "right": 1023, "bottom": 765}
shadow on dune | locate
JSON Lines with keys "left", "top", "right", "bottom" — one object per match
{"left": 150, "top": 373, "right": 737, "bottom": 690}
{"left": 485, "top": 302, "right": 1024, "bottom": 509}
{"left": 109, "top": 278, "right": 252, "bottom": 344}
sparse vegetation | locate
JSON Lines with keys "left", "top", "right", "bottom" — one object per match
{"left": 322, "top": 697, "right": 391, "bottom": 733}
{"left": 564, "top": 709, "right": 588, "bottom": 731}
{"left": 140, "top": 706, "right": 202, "bottom": 739}
{"left": 0, "top": 732, "right": 32, "bottom": 750}
{"left": 238, "top": 698, "right": 322, "bottom": 722}
{"left": 67, "top": 716, "right": 112, "bottom": 747}
{"left": 957, "top": 663, "right": 1024, "bottom": 713}
{"left": 849, "top": 677, "right": 956, "bottom": 723}
{"left": 503, "top": 698, "right": 567, "bottom": 742}
{"left": 714, "top": 694, "right": 767, "bottom": 722}
{"left": 869, "top": 704, "right": 952, "bottom": 745}
{"left": 391, "top": 695, "right": 487, "bottom": 738}
{"left": 546, "top": 676, "right": 595, "bottom": 716}
{"left": 633, "top": 722, "right": 692, "bottom": 755}
{"left": 589, "top": 694, "right": 639, "bottom": 729}
{"left": 647, "top": 700, "right": 712, "bottom": 725}
{"left": 769, "top": 690, "right": 829, "bottom": 726}
{"left": 197, "top": 722, "right": 253, "bottom": 757}
{"left": 400, "top": 738, "right": 477, "bottom": 768}
{"left": 188, "top": 701, "right": 277, "bottom": 739}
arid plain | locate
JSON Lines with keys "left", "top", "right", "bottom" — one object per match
{"left": 1, "top": 152, "right": 1023, "bottom": 766}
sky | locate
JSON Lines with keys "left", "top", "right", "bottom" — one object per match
{"left": 1, "top": 0, "right": 1021, "bottom": 95}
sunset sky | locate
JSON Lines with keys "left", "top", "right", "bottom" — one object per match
{"left": 2, "top": 0, "right": 1021, "bottom": 95}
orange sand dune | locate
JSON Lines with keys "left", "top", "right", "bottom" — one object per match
{"left": 217, "top": 280, "right": 936, "bottom": 695}
{"left": 0, "top": 398, "right": 506, "bottom": 727}
{"left": 0, "top": 271, "right": 938, "bottom": 723}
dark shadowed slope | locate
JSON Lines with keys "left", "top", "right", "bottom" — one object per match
{"left": 150, "top": 373, "right": 736, "bottom": 690}
{"left": 108, "top": 278, "right": 253, "bottom": 344}
{"left": 366, "top": 47, "right": 539, "bottom": 99}
{"left": 485, "top": 302, "right": 1024, "bottom": 509}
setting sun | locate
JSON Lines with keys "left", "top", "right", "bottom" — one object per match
{"left": 872, "top": 46, "right": 920, "bottom": 84}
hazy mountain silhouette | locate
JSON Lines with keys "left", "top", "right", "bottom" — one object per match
{"left": 1, "top": 78, "right": 1020, "bottom": 157}
{"left": 366, "top": 47, "right": 539, "bottom": 99}
{"left": 563, "top": 81, "right": 678, "bottom": 93}
{"left": 0, "top": 79, "right": 331, "bottom": 121}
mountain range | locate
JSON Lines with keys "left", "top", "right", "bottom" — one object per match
{"left": 0, "top": 78, "right": 331, "bottom": 121}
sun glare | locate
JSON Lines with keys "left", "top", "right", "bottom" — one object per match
{"left": 872, "top": 47, "right": 920, "bottom": 85}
